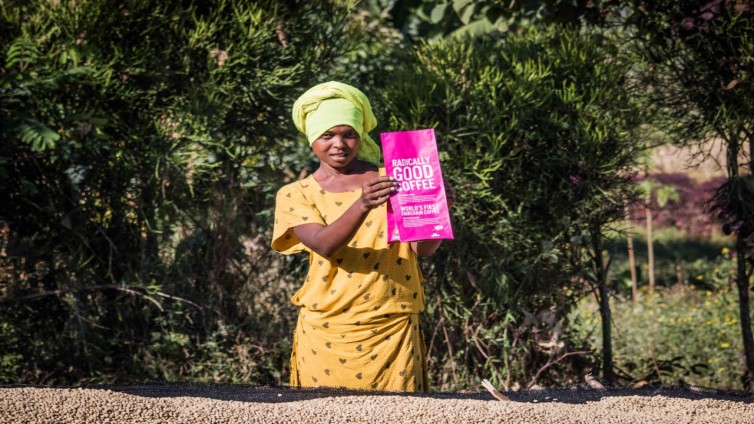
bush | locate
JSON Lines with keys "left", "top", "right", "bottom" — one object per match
{"left": 0, "top": 0, "right": 356, "bottom": 384}
{"left": 380, "top": 27, "right": 645, "bottom": 389}
{"left": 571, "top": 247, "right": 748, "bottom": 391}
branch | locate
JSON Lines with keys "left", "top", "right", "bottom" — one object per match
{"left": 435, "top": 293, "right": 457, "bottom": 383}
{"left": 3, "top": 284, "right": 202, "bottom": 311}
{"left": 6, "top": 284, "right": 163, "bottom": 310}
{"left": 471, "top": 324, "right": 491, "bottom": 360}
{"left": 527, "top": 350, "right": 592, "bottom": 388}
{"left": 154, "top": 291, "right": 203, "bottom": 310}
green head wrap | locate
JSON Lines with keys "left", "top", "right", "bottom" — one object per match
{"left": 292, "top": 81, "right": 381, "bottom": 164}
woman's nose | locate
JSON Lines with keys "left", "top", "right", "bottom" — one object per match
{"left": 331, "top": 135, "right": 345, "bottom": 147}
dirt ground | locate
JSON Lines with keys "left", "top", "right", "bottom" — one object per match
{"left": 2, "top": 383, "right": 753, "bottom": 423}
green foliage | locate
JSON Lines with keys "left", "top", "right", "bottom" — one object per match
{"left": 618, "top": 0, "right": 754, "bottom": 390}
{"left": 380, "top": 26, "right": 645, "bottom": 389}
{"left": 573, "top": 243, "right": 754, "bottom": 391}
{"left": 0, "top": 0, "right": 354, "bottom": 384}
{"left": 623, "top": 0, "right": 754, "bottom": 254}
{"left": 610, "top": 228, "right": 730, "bottom": 293}
{"left": 0, "top": 0, "right": 657, "bottom": 391}
{"left": 638, "top": 180, "right": 679, "bottom": 208}
{"left": 325, "top": 3, "right": 407, "bottom": 96}
{"left": 572, "top": 277, "right": 750, "bottom": 390}
{"left": 362, "top": 0, "right": 608, "bottom": 40}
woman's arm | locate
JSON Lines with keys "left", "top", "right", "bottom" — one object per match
{"left": 293, "top": 176, "right": 397, "bottom": 258}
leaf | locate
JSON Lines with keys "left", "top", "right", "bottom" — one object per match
{"left": 5, "top": 38, "right": 39, "bottom": 68}
{"left": 656, "top": 185, "right": 679, "bottom": 208}
{"left": 722, "top": 79, "right": 739, "bottom": 90}
{"left": 448, "top": 18, "right": 496, "bottom": 39}
{"left": 452, "top": 0, "right": 475, "bottom": 24}
{"left": 430, "top": 3, "right": 448, "bottom": 24}
{"left": 16, "top": 118, "right": 60, "bottom": 152}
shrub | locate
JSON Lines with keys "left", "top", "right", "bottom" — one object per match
{"left": 0, "top": 0, "right": 355, "bottom": 384}
{"left": 571, "top": 247, "right": 749, "bottom": 391}
{"left": 380, "top": 27, "right": 645, "bottom": 389}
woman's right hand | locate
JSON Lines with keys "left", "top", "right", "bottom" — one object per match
{"left": 359, "top": 176, "right": 398, "bottom": 211}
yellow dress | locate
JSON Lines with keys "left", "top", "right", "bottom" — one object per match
{"left": 271, "top": 172, "right": 428, "bottom": 392}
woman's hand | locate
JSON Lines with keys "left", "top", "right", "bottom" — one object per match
{"left": 359, "top": 176, "right": 398, "bottom": 211}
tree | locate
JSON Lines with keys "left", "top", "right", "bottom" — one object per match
{"left": 638, "top": 178, "right": 680, "bottom": 294}
{"left": 624, "top": 0, "right": 754, "bottom": 391}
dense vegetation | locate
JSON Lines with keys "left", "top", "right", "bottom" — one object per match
{"left": 0, "top": 0, "right": 354, "bottom": 384}
{"left": 1, "top": 0, "right": 753, "bottom": 392}
{"left": 379, "top": 28, "right": 644, "bottom": 388}
{"left": 573, "top": 244, "right": 748, "bottom": 390}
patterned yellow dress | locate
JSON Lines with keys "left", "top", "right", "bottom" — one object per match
{"left": 271, "top": 172, "right": 428, "bottom": 392}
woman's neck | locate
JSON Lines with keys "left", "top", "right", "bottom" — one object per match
{"left": 313, "top": 160, "right": 379, "bottom": 191}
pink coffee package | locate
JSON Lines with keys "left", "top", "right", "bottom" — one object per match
{"left": 380, "top": 128, "right": 454, "bottom": 243}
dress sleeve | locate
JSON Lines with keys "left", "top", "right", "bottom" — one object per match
{"left": 271, "top": 182, "right": 326, "bottom": 254}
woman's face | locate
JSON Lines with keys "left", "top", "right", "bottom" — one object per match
{"left": 311, "top": 125, "right": 360, "bottom": 169}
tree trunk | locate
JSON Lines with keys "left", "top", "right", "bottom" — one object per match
{"left": 598, "top": 274, "right": 613, "bottom": 382}
{"left": 739, "top": 132, "right": 754, "bottom": 393}
{"left": 626, "top": 207, "right": 638, "bottom": 304}
{"left": 735, "top": 235, "right": 754, "bottom": 393}
{"left": 645, "top": 205, "right": 655, "bottom": 295}
{"left": 594, "top": 232, "right": 614, "bottom": 382}
{"left": 727, "top": 131, "right": 754, "bottom": 393}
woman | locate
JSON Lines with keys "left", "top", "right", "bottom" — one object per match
{"left": 271, "top": 81, "right": 451, "bottom": 392}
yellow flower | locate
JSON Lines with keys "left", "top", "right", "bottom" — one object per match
{"left": 706, "top": 291, "right": 712, "bottom": 297}
{"left": 720, "top": 342, "right": 730, "bottom": 349}
{"left": 722, "top": 247, "right": 730, "bottom": 255}
{"left": 696, "top": 274, "right": 704, "bottom": 281}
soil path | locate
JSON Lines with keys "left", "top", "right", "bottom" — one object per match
{"left": 2, "top": 384, "right": 753, "bottom": 423}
